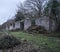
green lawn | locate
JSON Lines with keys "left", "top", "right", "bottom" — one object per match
{"left": 10, "top": 31, "right": 60, "bottom": 52}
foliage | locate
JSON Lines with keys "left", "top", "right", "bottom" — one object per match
{"left": 44, "top": 0, "right": 60, "bottom": 20}
{"left": 43, "top": 0, "right": 60, "bottom": 32}
{"left": 15, "top": 11, "right": 25, "bottom": 21}
{"left": 0, "top": 35, "right": 20, "bottom": 49}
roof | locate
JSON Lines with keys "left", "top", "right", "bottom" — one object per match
{"left": 2, "top": 19, "right": 15, "bottom": 27}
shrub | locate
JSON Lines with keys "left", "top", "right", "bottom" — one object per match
{"left": 0, "top": 35, "right": 21, "bottom": 49}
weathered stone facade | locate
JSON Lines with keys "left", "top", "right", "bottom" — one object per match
{"left": 24, "top": 19, "right": 31, "bottom": 30}
{"left": 2, "top": 17, "right": 57, "bottom": 31}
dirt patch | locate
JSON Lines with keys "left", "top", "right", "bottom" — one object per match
{"left": 7, "top": 39, "right": 52, "bottom": 52}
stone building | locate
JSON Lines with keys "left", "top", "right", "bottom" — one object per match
{"left": 2, "top": 17, "right": 57, "bottom": 31}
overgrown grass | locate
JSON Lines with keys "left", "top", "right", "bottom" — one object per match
{"left": 10, "top": 31, "right": 60, "bottom": 52}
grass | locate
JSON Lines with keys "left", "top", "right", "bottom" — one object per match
{"left": 10, "top": 31, "right": 60, "bottom": 52}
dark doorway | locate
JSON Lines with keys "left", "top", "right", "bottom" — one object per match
{"left": 20, "top": 21, "right": 24, "bottom": 30}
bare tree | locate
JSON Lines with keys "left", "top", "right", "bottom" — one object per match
{"left": 15, "top": 3, "right": 25, "bottom": 21}
{"left": 15, "top": 0, "right": 42, "bottom": 19}
{"left": 24, "top": 0, "right": 42, "bottom": 19}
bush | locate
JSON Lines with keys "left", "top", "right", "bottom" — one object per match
{"left": 0, "top": 35, "right": 21, "bottom": 49}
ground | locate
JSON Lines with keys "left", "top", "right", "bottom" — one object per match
{"left": 10, "top": 31, "right": 60, "bottom": 52}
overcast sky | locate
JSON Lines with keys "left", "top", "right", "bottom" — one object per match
{"left": 0, "top": 0, "right": 25, "bottom": 25}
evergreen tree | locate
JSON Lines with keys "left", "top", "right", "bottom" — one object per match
{"left": 43, "top": 0, "right": 60, "bottom": 32}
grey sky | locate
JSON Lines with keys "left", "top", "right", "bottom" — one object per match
{"left": 0, "top": 0, "right": 25, "bottom": 25}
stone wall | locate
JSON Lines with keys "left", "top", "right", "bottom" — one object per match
{"left": 35, "top": 17, "right": 49, "bottom": 30}
{"left": 5, "top": 17, "right": 57, "bottom": 31}
{"left": 15, "top": 21, "right": 20, "bottom": 29}
{"left": 24, "top": 19, "right": 31, "bottom": 30}
{"left": 35, "top": 17, "right": 57, "bottom": 31}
